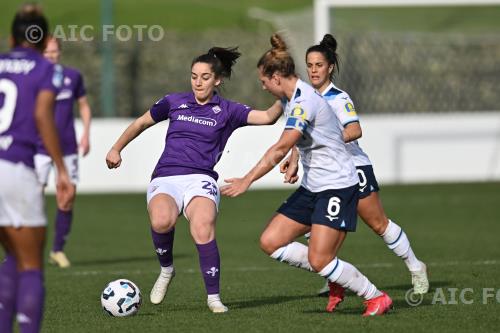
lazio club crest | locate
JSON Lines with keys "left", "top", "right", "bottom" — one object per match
{"left": 345, "top": 102, "right": 356, "bottom": 115}
{"left": 291, "top": 104, "right": 307, "bottom": 120}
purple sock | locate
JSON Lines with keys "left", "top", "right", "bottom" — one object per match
{"left": 196, "top": 239, "right": 220, "bottom": 295}
{"left": 151, "top": 228, "right": 175, "bottom": 267}
{"left": 52, "top": 209, "right": 73, "bottom": 252}
{"left": 17, "top": 270, "right": 44, "bottom": 333}
{"left": 0, "top": 255, "right": 17, "bottom": 333}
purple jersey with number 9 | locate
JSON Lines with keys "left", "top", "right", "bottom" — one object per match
{"left": 0, "top": 46, "right": 62, "bottom": 168}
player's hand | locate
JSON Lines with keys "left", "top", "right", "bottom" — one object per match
{"left": 55, "top": 170, "right": 75, "bottom": 211}
{"left": 106, "top": 148, "right": 122, "bottom": 169}
{"left": 79, "top": 134, "right": 90, "bottom": 157}
{"left": 279, "top": 155, "right": 291, "bottom": 173}
{"left": 284, "top": 169, "right": 299, "bottom": 184}
{"left": 221, "top": 177, "right": 252, "bottom": 197}
{"left": 282, "top": 156, "right": 299, "bottom": 184}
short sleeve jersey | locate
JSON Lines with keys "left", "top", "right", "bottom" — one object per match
{"left": 37, "top": 66, "right": 86, "bottom": 156}
{"left": 322, "top": 83, "right": 371, "bottom": 167}
{"left": 0, "top": 47, "right": 62, "bottom": 168}
{"left": 283, "top": 79, "right": 358, "bottom": 191}
{"left": 149, "top": 92, "right": 251, "bottom": 181}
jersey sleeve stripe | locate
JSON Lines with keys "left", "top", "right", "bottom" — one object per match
{"left": 342, "top": 119, "right": 360, "bottom": 126}
{"left": 285, "top": 117, "right": 308, "bottom": 133}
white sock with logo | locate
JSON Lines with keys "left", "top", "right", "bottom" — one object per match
{"left": 270, "top": 242, "right": 313, "bottom": 272}
{"left": 319, "top": 257, "right": 382, "bottom": 300}
{"left": 382, "top": 220, "right": 422, "bottom": 271}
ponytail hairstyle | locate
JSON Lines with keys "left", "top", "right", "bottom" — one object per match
{"left": 191, "top": 47, "right": 241, "bottom": 80}
{"left": 306, "top": 34, "right": 339, "bottom": 81}
{"left": 257, "top": 33, "right": 296, "bottom": 78}
{"left": 11, "top": 2, "right": 49, "bottom": 51}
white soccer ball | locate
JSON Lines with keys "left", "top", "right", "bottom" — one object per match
{"left": 101, "top": 279, "right": 142, "bottom": 317}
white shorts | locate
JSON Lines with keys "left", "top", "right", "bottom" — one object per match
{"left": 0, "top": 159, "right": 47, "bottom": 228}
{"left": 146, "top": 174, "right": 220, "bottom": 217}
{"left": 34, "top": 153, "right": 79, "bottom": 186}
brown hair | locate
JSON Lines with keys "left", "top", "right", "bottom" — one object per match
{"left": 257, "top": 34, "right": 296, "bottom": 78}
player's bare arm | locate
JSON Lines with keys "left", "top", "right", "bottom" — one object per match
{"left": 77, "top": 96, "right": 92, "bottom": 156}
{"left": 221, "top": 129, "right": 302, "bottom": 197}
{"left": 106, "top": 111, "right": 155, "bottom": 169}
{"left": 247, "top": 99, "right": 283, "bottom": 125}
{"left": 35, "top": 90, "right": 74, "bottom": 210}
{"left": 342, "top": 121, "right": 362, "bottom": 143}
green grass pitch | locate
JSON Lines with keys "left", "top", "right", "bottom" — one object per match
{"left": 27, "top": 182, "right": 500, "bottom": 332}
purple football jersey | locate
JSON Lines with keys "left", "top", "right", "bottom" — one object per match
{"left": 36, "top": 66, "right": 86, "bottom": 155}
{"left": 0, "top": 46, "right": 62, "bottom": 168}
{"left": 149, "top": 92, "right": 252, "bottom": 180}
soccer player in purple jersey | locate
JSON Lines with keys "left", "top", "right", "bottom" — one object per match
{"left": 106, "top": 47, "right": 282, "bottom": 313}
{"left": 222, "top": 34, "right": 393, "bottom": 316}
{"left": 33, "top": 36, "right": 93, "bottom": 269}
{"left": 0, "top": 4, "right": 74, "bottom": 333}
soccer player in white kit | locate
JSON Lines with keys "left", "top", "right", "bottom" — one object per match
{"left": 0, "top": 4, "right": 74, "bottom": 332}
{"left": 222, "top": 34, "right": 393, "bottom": 316}
{"left": 282, "top": 34, "right": 429, "bottom": 309}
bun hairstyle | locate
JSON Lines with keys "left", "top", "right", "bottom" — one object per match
{"left": 192, "top": 46, "right": 241, "bottom": 79}
{"left": 11, "top": 3, "right": 49, "bottom": 51}
{"left": 306, "top": 33, "right": 340, "bottom": 81}
{"left": 270, "top": 34, "right": 288, "bottom": 52}
{"left": 257, "top": 33, "right": 296, "bottom": 78}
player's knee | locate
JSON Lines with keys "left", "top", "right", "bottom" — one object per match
{"left": 17, "top": 260, "right": 43, "bottom": 271}
{"left": 259, "top": 233, "right": 277, "bottom": 255}
{"left": 308, "top": 254, "right": 332, "bottom": 272}
{"left": 150, "top": 211, "right": 176, "bottom": 234}
{"left": 190, "top": 219, "right": 214, "bottom": 244}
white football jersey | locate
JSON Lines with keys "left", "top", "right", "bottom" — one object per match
{"left": 283, "top": 79, "right": 358, "bottom": 191}
{"left": 322, "top": 82, "right": 372, "bottom": 167}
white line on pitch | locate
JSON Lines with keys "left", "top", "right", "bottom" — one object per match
{"left": 54, "top": 259, "right": 499, "bottom": 277}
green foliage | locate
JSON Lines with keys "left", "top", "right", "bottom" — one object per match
{"left": 2, "top": 1, "right": 499, "bottom": 37}
{"left": 0, "top": 0, "right": 311, "bottom": 36}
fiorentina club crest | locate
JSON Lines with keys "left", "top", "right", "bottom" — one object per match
{"left": 212, "top": 105, "right": 221, "bottom": 114}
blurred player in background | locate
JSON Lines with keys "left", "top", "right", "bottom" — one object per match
{"left": 0, "top": 4, "right": 74, "bottom": 332}
{"left": 106, "top": 47, "right": 282, "bottom": 313}
{"left": 281, "top": 34, "right": 429, "bottom": 310}
{"left": 34, "top": 36, "right": 92, "bottom": 269}
{"left": 222, "top": 34, "right": 392, "bottom": 316}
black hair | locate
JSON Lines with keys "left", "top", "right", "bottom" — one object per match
{"left": 306, "top": 34, "right": 339, "bottom": 81}
{"left": 11, "top": 3, "right": 49, "bottom": 51}
{"left": 191, "top": 47, "right": 241, "bottom": 79}
{"left": 257, "top": 33, "right": 296, "bottom": 78}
